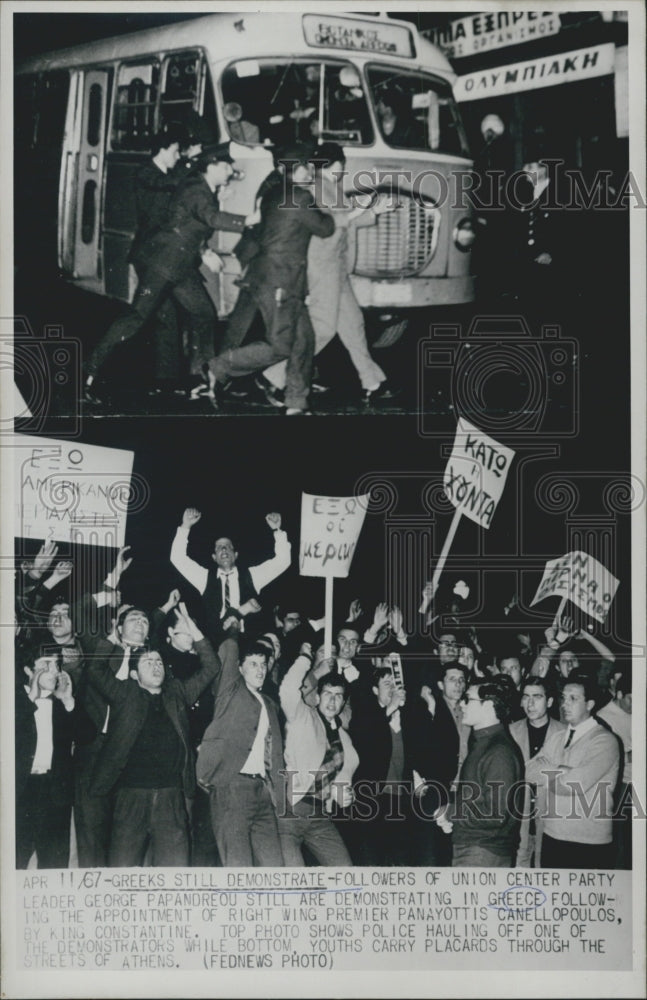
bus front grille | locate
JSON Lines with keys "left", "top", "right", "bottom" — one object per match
{"left": 353, "top": 196, "right": 440, "bottom": 278}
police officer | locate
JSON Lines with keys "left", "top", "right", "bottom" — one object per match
{"left": 128, "top": 123, "right": 201, "bottom": 395}
{"left": 84, "top": 143, "right": 259, "bottom": 404}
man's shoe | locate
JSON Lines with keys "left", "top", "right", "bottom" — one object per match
{"left": 254, "top": 375, "right": 286, "bottom": 408}
{"left": 82, "top": 383, "right": 104, "bottom": 406}
{"left": 362, "top": 381, "right": 401, "bottom": 405}
{"left": 188, "top": 376, "right": 212, "bottom": 400}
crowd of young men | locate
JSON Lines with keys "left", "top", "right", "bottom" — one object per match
{"left": 15, "top": 519, "right": 630, "bottom": 871}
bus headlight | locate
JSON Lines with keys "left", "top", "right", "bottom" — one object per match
{"left": 453, "top": 218, "right": 476, "bottom": 252}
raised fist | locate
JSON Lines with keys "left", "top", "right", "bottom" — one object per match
{"left": 182, "top": 508, "right": 202, "bottom": 528}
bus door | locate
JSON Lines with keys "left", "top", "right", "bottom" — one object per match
{"left": 70, "top": 69, "right": 110, "bottom": 280}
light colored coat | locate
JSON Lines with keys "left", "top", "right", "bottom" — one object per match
{"left": 509, "top": 716, "right": 565, "bottom": 866}
{"left": 279, "top": 654, "right": 359, "bottom": 807}
{"left": 526, "top": 719, "right": 620, "bottom": 846}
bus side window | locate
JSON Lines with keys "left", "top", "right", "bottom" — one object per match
{"left": 160, "top": 50, "right": 218, "bottom": 143}
{"left": 112, "top": 60, "right": 160, "bottom": 151}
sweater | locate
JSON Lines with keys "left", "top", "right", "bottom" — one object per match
{"left": 450, "top": 722, "right": 524, "bottom": 856}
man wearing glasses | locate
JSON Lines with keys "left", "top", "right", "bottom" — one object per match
{"left": 436, "top": 675, "right": 524, "bottom": 867}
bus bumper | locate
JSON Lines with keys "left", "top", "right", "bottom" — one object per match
{"left": 350, "top": 274, "right": 475, "bottom": 309}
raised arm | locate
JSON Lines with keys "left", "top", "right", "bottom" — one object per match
{"left": 87, "top": 642, "right": 130, "bottom": 706}
{"left": 293, "top": 187, "right": 335, "bottom": 238}
{"left": 249, "top": 513, "right": 291, "bottom": 593}
{"left": 170, "top": 508, "right": 208, "bottom": 594}
{"left": 279, "top": 645, "right": 314, "bottom": 722}
{"left": 174, "top": 603, "right": 223, "bottom": 705}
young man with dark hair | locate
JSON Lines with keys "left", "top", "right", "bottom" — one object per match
{"left": 279, "top": 647, "right": 358, "bottom": 865}
{"left": 527, "top": 670, "right": 620, "bottom": 868}
{"left": 440, "top": 674, "right": 524, "bottom": 867}
{"left": 170, "top": 507, "right": 291, "bottom": 643}
{"left": 15, "top": 654, "right": 80, "bottom": 868}
{"left": 127, "top": 123, "right": 200, "bottom": 393}
{"left": 88, "top": 607, "right": 221, "bottom": 867}
{"left": 498, "top": 654, "right": 525, "bottom": 721}
{"left": 510, "top": 676, "right": 565, "bottom": 866}
{"left": 197, "top": 638, "right": 285, "bottom": 867}
{"left": 349, "top": 665, "right": 410, "bottom": 864}
{"left": 74, "top": 603, "right": 151, "bottom": 867}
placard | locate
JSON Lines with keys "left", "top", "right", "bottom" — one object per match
{"left": 443, "top": 420, "right": 515, "bottom": 529}
{"left": 299, "top": 493, "right": 370, "bottom": 578}
{"left": 531, "top": 551, "right": 620, "bottom": 623}
{"left": 15, "top": 435, "right": 135, "bottom": 548}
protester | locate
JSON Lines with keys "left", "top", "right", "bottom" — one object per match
{"left": 13, "top": 520, "right": 628, "bottom": 871}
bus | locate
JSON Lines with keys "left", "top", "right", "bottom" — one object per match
{"left": 15, "top": 11, "right": 475, "bottom": 346}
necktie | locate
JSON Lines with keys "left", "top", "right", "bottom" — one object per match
{"left": 564, "top": 728, "right": 575, "bottom": 748}
{"left": 222, "top": 573, "right": 231, "bottom": 613}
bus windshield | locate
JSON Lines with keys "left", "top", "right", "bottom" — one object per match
{"left": 221, "top": 59, "right": 374, "bottom": 146}
{"left": 367, "top": 65, "right": 469, "bottom": 156}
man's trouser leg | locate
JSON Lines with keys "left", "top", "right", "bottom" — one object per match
{"left": 149, "top": 787, "right": 190, "bottom": 866}
{"left": 335, "top": 282, "right": 385, "bottom": 389}
{"left": 86, "top": 269, "right": 170, "bottom": 377}
{"left": 133, "top": 262, "right": 180, "bottom": 381}
{"left": 287, "top": 799, "right": 351, "bottom": 866}
{"left": 264, "top": 307, "right": 330, "bottom": 391}
{"left": 284, "top": 303, "right": 315, "bottom": 410}
{"left": 172, "top": 271, "right": 218, "bottom": 375}
{"left": 109, "top": 787, "right": 153, "bottom": 866}
{"left": 209, "top": 776, "right": 283, "bottom": 867}
{"left": 218, "top": 288, "right": 260, "bottom": 355}
{"left": 74, "top": 741, "right": 112, "bottom": 868}
{"left": 277, "top": 815, "right": 307, "bottom": 866}
{"left": 190, "top": 787, "right": 221, "bottom": 866}
{"left": 16, "top": 774, "right": 71, "bottom": 869}
{"left": 210, "top": 291, "right": 297, "bottom": 386}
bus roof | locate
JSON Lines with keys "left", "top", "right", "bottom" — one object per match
{"left": 16, "top": 11, "right": 454, "bottom": 80}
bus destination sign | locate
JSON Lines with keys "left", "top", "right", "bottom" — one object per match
{"left": 303, "top": 15, "right": 415, "bottom": 58}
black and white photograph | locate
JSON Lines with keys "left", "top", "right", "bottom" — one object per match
{"left": 2, "top": 3, "right": 645, "bottom": 997}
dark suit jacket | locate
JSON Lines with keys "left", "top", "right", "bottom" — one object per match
{"left": 245, "top": 182, "right": 334, "bottom": 298}
{"left": 15, "top": 682, "right": 77, "bottom": 805}
{"left": 146, "top": 174, "right": 246, "bottom": 282}
{"left": 403, "top": 692, "right": 459, "bottom": 810}
{"left": 196, "top": 639, "right": 284, "bottom": 807}
{"left": 78, "top": 638, "right": 133, "bottom": 742}
{"left": 88, "top": 637, "right": 220, "bottom": 797}
{"left": 129, "top": 158, "right": 187, "bottom": 264}
{"left": 350, "top": 689, "right": 409, "bottom": 787}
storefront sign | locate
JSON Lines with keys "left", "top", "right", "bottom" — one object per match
{"left": 454, "top": 43, "right": 616, "bottom": 101}
{"left": 428, "top": 11, "right": 559, "bottom": 59}
{"left": 303, "top": 14, "right": 414, "bottom": 58}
